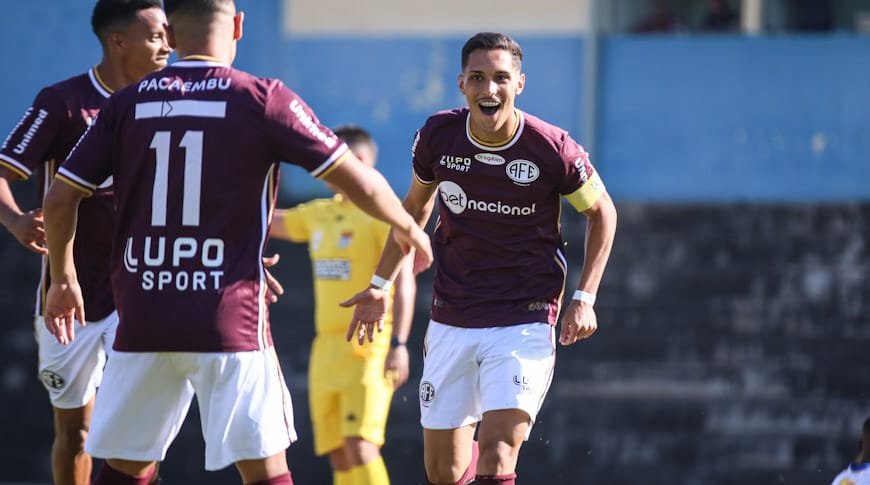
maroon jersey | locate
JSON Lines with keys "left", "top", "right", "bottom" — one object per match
{"left": 0, "top": 67, "right": 115, "bottom": 322}
{"left": 57, "top": 59, "right": 350, "bottom": 352}
{"left": 413, "top": 108, "right": 597, "bottom": 328}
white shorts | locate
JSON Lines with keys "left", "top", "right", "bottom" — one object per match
{"left": 85, "top": 348, "right": 297, "bottom": 471}
{"left": 35, "top": 311, "right": 118, "bottom": 409}
{"left": 419, "top": 320, "right": 555, "bottom": 437}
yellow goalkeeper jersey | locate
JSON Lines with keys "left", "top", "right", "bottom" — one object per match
{"left": 280, "top": 194, "right": 393, "bottom": 335}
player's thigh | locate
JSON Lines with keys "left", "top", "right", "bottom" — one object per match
{"left": 190, "top": 348, "right": 295, "bottom": 471}
{"left": 419, "top": 320, "right": 482, "bottom": 430}
{"left": 341, "top": 353, "right": 393, "bottom": 447}
{"left": 309, "top": 367, "right": 343, "bottom": 455}
{"left": 35, "top": 314, "right": 114, "bottom": 409}
{"left": 85, "top": 352, "right": 194, "bottom": 462}
{"left": 309, "top": 337, "right": 353, "bottom": 456}
{"left": 479, "top": 322, "right": 555, "bottom": 427}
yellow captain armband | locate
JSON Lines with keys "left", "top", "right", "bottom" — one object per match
{"left": 564, "top": 171, "right": 605, "bottom": 212}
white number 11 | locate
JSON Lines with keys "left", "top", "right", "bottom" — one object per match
{"left": 149, "top": 130, "right": 203, "bottom": 227}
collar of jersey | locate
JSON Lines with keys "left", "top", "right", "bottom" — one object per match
{"left": 850, "top": 462, "right": 870, "bottom": 472}
{"left": 465, "top": 108, "right": 524, "bottom": 152}
{"left": 173, "top": 55, "right": 229, "bottom": 68}
{"left": 88, "top": 66, "right": 113, "bottom": 98}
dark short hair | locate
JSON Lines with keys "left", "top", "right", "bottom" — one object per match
{"left": 332, "top": 124, "right": 374, "bottom": 149}
{"left": 91, "top": 0, "right": 163, "bottom": 43}
{"left": 461, "top": 32, "right": 523, "bottom": 71}
{"left": 163, "top": 0, "right": 233, "bottom": 18}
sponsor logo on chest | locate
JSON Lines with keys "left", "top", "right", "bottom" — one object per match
{"left": 438, "top": 181, "right": 536, "bottom": 217}
{"left": 439, "top": 155, "right": 471, "bottom": 172}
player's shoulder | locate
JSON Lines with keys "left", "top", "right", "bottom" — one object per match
{"left": 38, "top": 71, "right": 93, "bottom": 102}
{"left": 829, "top": 467, "right": 853, "bottom": 484}
{"left": 422, "top": 107, "right": 468, "bottom": 131}
{"left": 520, "top": 110, "right": 570, "bottom": 144}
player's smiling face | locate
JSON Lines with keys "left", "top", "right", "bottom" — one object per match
{"left": 459, "top": 48, "right": 525, "bottom": 144}
{"left": 119, "top": 8, "right": 173, "bottom": 81}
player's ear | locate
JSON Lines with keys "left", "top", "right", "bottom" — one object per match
{"left": 458, "top": 73, "right": 465, "bottom": 95}
{"left": 515, "top": 72, "right": 525, "bottom": 95}
{"left": 234, "top": 11, "right": 244, "bottom": 41}
{"left": 166, "top": 23, "right": 177, "bottom": 50}
{"left": 108, "top": 31, "right": 124, "bottom": 53}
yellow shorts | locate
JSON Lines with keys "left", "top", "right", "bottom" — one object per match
{"left": 308, "top": 334, "right": 395, "bottom": 456}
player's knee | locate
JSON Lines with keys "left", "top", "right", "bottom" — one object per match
{"left": 476, "top": 442, "right": 517, "bottom": 473}
{"left": 425, "top": 458, "right": 467, "bottom": 485}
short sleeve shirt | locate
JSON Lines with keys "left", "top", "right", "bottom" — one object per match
{"left": 57, "top": 59, "right": 350, "bottom": 352}
{"left": 280, "top": 195, "right": 392, "bottom": 335}
{"left": 412, "top": 108, "right": 605, "bottom": 328}
{"left": 0, "top": 67, "right": 115, "bottom": 321}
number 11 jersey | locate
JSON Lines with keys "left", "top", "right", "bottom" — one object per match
{"left": 57, "top": 58, "right": 350, "bottom": 352}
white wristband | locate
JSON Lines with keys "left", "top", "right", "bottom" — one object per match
{"left": 370, "top": 275, "right": 393, "bottom": 291}
{"left": 572, "top": 290, "right": 596, "bottom": 305}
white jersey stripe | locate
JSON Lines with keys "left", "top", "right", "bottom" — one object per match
{"left": 135, "top": 100, "right": 227, "bottom": 120}
{"left": 57, "top": 166, "right": 98, "bottom": 191}
{"left": 257, "top": 167, "right": 273, "bottom": 350}
{"left": 0, "top": 154, "right": 31, "bottom": 177}
{"left": 310, "top": 143, "right": 349, "bottom": 177}
{"left": 87, "top": 68, "right": 112, "bottom": 99}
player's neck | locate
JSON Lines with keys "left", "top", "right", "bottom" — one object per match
{"left": 175, "top": 40, "right": 234, "bottom": 65}
{"left": 94, "top": 60, "right": 133, "bottom": 93}
{"left": 469, "top": 108, "right": 520, "bottom": 146}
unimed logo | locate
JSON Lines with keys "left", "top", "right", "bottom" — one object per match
{"left": 438, "top": 181, "right": 536, "bottom": 216}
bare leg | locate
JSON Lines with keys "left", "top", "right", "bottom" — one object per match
{"left": 423, "top": 424, "right": 476, "bottom": 484}
{"left": 476, "top": 409, "right": 529, "bottom": 476}
{"left": 52, "top": 396, "right": 94, "bottom": 485}
{"left": 235, "top": 451, "right": 290, "bottom": 484}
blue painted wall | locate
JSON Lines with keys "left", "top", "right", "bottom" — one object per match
{"left": 599, "top": 35, "right": 870, "bottom": 201}
{"left": 0, "top": 1, "right": 867, "bottom": 201}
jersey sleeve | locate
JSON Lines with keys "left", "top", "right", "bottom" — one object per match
{"left": 54, "top": 101, "right": 115, "bottom": 197}
{"left": 0, "top": 87, "right": 67, "bottom": 179}
{"left": 279, "top": 204, "right": 311, "bottom": 243}
{"left": 411, "top": 127, "right": 435, "bottom": 185}
{"left": 262, "top": 81, "right": 350, "bottom": 178}
{"left": 558, "top": 133, "right": 607, "bottom": 212}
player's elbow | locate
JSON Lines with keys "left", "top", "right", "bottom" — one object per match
{"left": 43, "top": 181, "right": 82, "bottom": 223}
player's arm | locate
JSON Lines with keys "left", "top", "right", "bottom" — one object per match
{"left": 0, "top": 166, "right": 47, "bottom": 254}
{"left": 342, "top": 177, "right": 436, "bottom": 344}
{"left": 268, "top": 209, "right": 294, "bottom": 241}
{"left": 42, "top": 178, "right": 88, "bottom": 345}
{"left": 384, "top": 255, "right": 417, "bottom": 388}
{"left": 322, "top": 157, "right": 432, "bottom": 271}
{"left": 559, "top": 188, "right": 617, "bottom": 346}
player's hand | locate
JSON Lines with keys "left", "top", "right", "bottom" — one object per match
{"left": 558, "top": 299, "right": 598, "bottom": 346}
{"left": 391, "top": 225, "right": 432, "bottom": 275}
{"left": 340, "top": 288, "right": 389, "bottom": 344}
{"left": 384, "top": 344, "right": 410, "bottom": 389}
{"left": 262, "top": 253, "right": 284, "bottom": 303}
{"left": 8, "top": 208, "right": 48, "bottom": 255}
{"left": 44, "top": 280, "right": 86, "bottom": 345}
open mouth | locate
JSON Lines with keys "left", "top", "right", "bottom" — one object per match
{"left": 478, "top": 100, "right": 501, "bottom": 116}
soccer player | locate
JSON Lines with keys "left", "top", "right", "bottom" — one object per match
{"left": 270, "top": 125, "right": 415, "bottom": 485}
{"left": 0, "top": 2, "right": 171, "bottom": 483}
{"left": 342, "top": 32, "right": 618, "bottom": 485}
{"left": 40, "top": 1, "right": 431, "bottom": 484}
{"left": 831, "top": 416, "right": 870, "bottom": 485}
